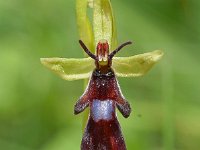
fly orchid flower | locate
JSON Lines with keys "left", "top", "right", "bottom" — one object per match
{"left": 40, "top": 0, "right": 163, "bottom": 149}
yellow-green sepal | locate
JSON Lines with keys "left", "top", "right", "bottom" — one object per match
{"left": 40, "top": 57, "right": 94, "bottom": 81}
{"left": 93, "top": 0, "right": 117, "bottom": 51}
{"left": 113, "top": 50, "right": 164, "bottom": 77}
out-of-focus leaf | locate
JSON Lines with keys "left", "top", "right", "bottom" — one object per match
{"left": 109, "top": 1, "right": 118, "bottom": 50}
{"left": 40, "top": 57, "right": 94, "bottom": 81}
{"left": 76, "top": 0, "right": 94, "bottom": 53}
{"left": 113, "top": 50, "right": 164, "bottom": 77}
{"left": 93, "top": 0, "right": 117, "bottom": 51}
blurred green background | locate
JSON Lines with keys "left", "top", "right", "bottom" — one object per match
{"left": 0, "top": 0, "right": 200, "bottom": 149}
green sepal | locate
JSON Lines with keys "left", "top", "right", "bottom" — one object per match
{"left": 93, "top": 0, "right": 117, "bottom": 51}
{"left": 40, "top": 50, "right": 163, "bottom": 81}
{"left": 40, "top": 57, "right": 94, "bottom": 81}
{"left": 112, "top": 50, "right": 164, "bottom": 77}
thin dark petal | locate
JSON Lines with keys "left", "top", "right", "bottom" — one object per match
{"left": 109, "top": 41, "right": 132, "bottom": 59}
{"left": 79, "top": 40, "right": 97, "bottom": 60}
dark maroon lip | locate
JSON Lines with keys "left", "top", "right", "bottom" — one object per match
{"left": 75, "top": 68, "right": 131, "bottom": 150}
{"left": 75, "top": 40, "right": 132, "bottom": 150}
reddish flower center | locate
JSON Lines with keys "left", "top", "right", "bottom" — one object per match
{"left": 96, "top": 39, "right": 109, "bottom": 65}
